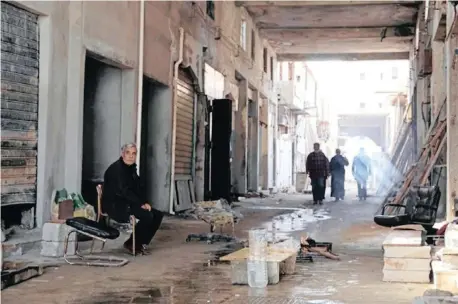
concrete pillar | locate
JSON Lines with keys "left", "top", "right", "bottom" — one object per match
{"left": 194, "top": 93, "right": 206, "bottom": 202}
{"left": 233, "top": 78, "right": 248, "bottom": 194}
{"left": 445, "top": 5, "right": 458, "bottom": 220}
{"left": 64, "top": 2, "right": 85, "bottom": 194}
{"left": 248, "top": 90, "right": 259, "bottom": 191}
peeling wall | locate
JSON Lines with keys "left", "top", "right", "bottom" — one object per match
{"left": 14, "top": 0, "right": 279, "bottom": 226}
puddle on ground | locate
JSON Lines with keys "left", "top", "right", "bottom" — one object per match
{"left": 261, "top": 209, "right": 331, "bottom": 239}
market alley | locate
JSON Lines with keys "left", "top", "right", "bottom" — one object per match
{"left": 2, "top": 192, "right": 428, "bottom": 304}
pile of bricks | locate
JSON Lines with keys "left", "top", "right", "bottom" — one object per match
{"left": 382, "top": 229, "right": 431, "bottom": 283}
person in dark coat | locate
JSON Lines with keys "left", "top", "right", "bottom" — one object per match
{"left": 330, "top": 149, "right": 349, "bottom": 201}
{"left": 306, "top": 143, "right": 330, "bottom": 205}
{"left": 102, "top": 143, "right": 163, "bottom": 255}
{"left": 352, "top": 147, "right": 372, "bottom": 201}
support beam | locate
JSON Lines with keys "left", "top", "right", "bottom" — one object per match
{"left": 277, "top": 52, "right": 409, "bottom": 61}
{"left": 446, "top": 1, "right": 458, "bottom": 221}
{"left": 233, "top": 77, "right": 248, "bottom": 194}
{"left": 260, "top": 27, "right": 415, "bottom": 40}
{"left": 236, "top": 1, "right": 417, "bottom": 7}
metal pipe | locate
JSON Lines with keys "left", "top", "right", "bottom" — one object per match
{"left": 135, "top": 0, "right": 145, "bottom": 173}
{"left": 169, "top": 27, "right": 185, "bottom": 214}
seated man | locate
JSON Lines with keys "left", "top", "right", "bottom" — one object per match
{"left": 102, "top": 143, "right": 163, "bottom": 255}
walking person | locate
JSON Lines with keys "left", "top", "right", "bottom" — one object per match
{"left": 306, "top": 143, "right": 330, "bottom": 205}
{"left": 330, "top": 149, "right": 349, "bottom": 201}
{"left": 352, "top": 147, "right": 371, "bottom": 201}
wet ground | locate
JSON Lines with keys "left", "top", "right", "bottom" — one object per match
{"left": 2, "top": 191, "right": 430, "bottom": 304}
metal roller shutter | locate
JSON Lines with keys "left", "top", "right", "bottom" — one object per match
{"left": 174, "top": 69, "right": 195, "bottom": 177}
{"left": 1, "top": 3, "right": 39, "bottom": 208}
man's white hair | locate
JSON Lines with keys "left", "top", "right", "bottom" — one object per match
{"left": 121, "top": 142, "right": 137, "bottom": 153}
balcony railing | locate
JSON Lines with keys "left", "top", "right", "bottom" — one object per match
{"left": 276, "top": 81, "right": 306, "bottom": 112}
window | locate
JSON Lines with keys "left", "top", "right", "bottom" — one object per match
{"left": 380, "top": 73, "right": 384, "bottom": 80}
{"left": 251, "top": 29, "right": 255, "bottom": 60}
{"left": 206, "top": 1, "right": 215, "bottom": 20}
{"left": 240, "top": 20, "right": 247, "bottom": 50}
{"left": 359, "top": 72, "right": 365, "bottom": 80}
{"left": 296, "top": 75, "right": 301, "bottom": 82}
{"left": 279, "top": 62, "right": 283, "bottom": 80}
{"left": 392, "top": 67, "right": 398, "bottom": 80}
{"left": 379, "top": 102, "right": 383, "bottom": 108}
{"left": 263, "top": 48, "right": 267, "bottom": 73}
{"left": 360, "top": 102, "right": 366, "bottom": 109}
{"left": 270, "top": 57, "right": 274, "bottom": 81}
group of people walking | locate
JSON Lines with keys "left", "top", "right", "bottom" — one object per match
{"left": 305, "top": 143, "right": 371, "bottom": 204}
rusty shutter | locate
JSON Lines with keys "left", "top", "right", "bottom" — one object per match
{"left": 174, "top": 69, "right": 195, "bottom": 177}
{"left": 1, "top": 3, "right": 39, "bottom": 208}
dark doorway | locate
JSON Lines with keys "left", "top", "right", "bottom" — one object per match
{"left": 81, "top": 55, "right": 122, "bottom": 208}
{"left": 206, "top": 99, "right": 232, "bottom": 202}
{"left": 139, "top": 77, "right": 172, "bottom": 213}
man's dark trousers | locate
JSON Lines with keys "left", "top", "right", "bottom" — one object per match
{"left": 357, "top": 180, "right": 367, "bottom": 199}
{"left": 128, "top": 207, "right": 164, "bottom": 246}
{"left": 311, "top": 177, "right": 326, "bottom": 202}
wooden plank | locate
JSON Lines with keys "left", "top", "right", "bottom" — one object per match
{"left": 1, "top": 109, "right": 38, "bottom": 121}
{"left": 384, "top": 246, "right": 431, "bottom": 258}
{"left": 1, "top": 167, "right": 37, "bottom": 176}
{"left": 174, "top": 179, "right": 193, "bottom": 211}
{"left": 220, "top": 247, "right": 295, "bottom": 262}
{"left": 1, "top": 149, "right": 37, "bottom": 157}
{"left": 0, "top": 90, "right": 38, "bottom": 104}
{"left": 383, "top": 258, "right": 431, "bottom": 271}
{"left": 176, "top": 121, "right": 194, "bottom": 134}
{"left": 1, "top": 118, "right": 37, "bottom": 131}
{"left": 1, "top": 131, "right": 38, "bottom": 140}
{"left": 1, "top": 139, "right": 37, "bottom": 149}
{"left": 383, "top": 269, "right": 431, "bottom": 283}
{"left": 1, "top": 184, "right": 35, "bottom": 194}
{"left": 1, "top": 100, "right": 38, "bottom": 112}
{"left": 1, "top": 3, "right": 39, "bottom": 23}
{"left": 1, "top": 157, "right": 36, "bottom": 167}
{"left": 1, "top": 192, "right": 36, "bottom": 205}
{"left": 0, "top": 31, "right": 39, "bottom": 50}
{"left": 1, "top": 175, "right": 36, "bottom": 186}
{"left": 383, "top": 230, "right": 424, "bottom": 247}
{"left": 1, "top": 80, "right": 39, "bottom": 95}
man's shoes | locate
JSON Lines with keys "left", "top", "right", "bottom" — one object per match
{"left": 139, "top": 245, "right": 151, "bottom": 255}
{"left": 313, "top": 201, "right": 318, "bottom": 205}
{"left": 123, "top": 240, "right": 142, "bottom": 256}
{"left": 318, "top": 200, "right": 323, "bottom": 205}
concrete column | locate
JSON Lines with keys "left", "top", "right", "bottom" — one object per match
{"left": 64, "top": 2, "right": 85, "bottom": 193}
{"left": 445, "top": 5, "right": 458, "bottom": 220}
{"left": 248, "top": 90, "right": 260, "bottom": 191}
{"left": 194, "top": 93, "right": 206, "bottom": 202}
{"left": 233, "top": 78, "right": 248, "bottom": 194}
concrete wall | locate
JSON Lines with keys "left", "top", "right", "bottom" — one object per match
{"left": 15, "top": 0, "right": 278, "bottom": 226}
{"left": 18, "top": 1, "right": 140, "bottom": 226}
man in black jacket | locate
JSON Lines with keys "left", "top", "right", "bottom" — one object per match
{"left": 102, "top": 143, "right": 163, "bottom": 255}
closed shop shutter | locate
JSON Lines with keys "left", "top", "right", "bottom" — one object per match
{"left": 174, "top": 69, "right": 195, "bottom": 177}
{"left": 1, "top": 3, "right": 39, "bottom": 208}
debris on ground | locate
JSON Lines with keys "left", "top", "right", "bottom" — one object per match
{"left": 298, "top": 235, "right": 340, "bottom": 261}
{"left": 181, "top": 199, "right": 243, "bottom": 223}
{"left": 1, "top": 264, "right": 44, "bottom": 290}
{"left": 185, "top": 233, "right": 242, "bottom": 244}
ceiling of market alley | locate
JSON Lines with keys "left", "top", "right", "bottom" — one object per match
{"left": 237, "top": 1, "right": 420, "bottom": 61}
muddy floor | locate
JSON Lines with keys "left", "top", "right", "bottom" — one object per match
{"left": 2, "top": 191, "right": 430, "bottom": 304}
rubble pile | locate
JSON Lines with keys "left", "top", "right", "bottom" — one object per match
{"left": 181, "top": 199, "right": 244, "bottom": 224}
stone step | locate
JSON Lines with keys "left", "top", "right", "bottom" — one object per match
{"left": 432, "top": 260, "right": 458, "bottom": 293}
{"left": 2, "top": 228, "right": 42, "bottom": 259}
{"left": 383, "top": 269, "right": 431, "bottom": 283}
